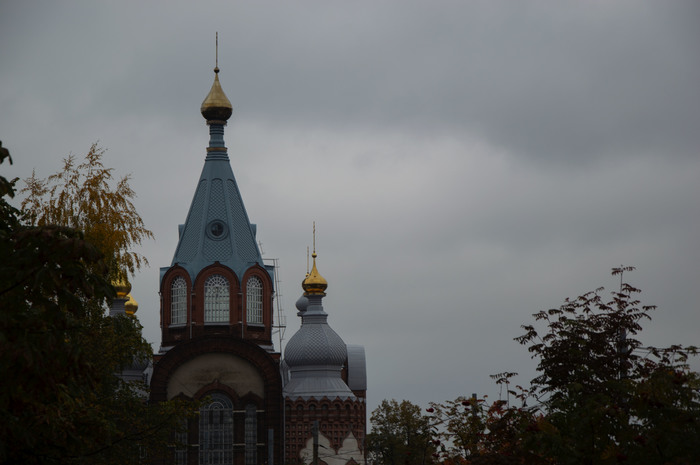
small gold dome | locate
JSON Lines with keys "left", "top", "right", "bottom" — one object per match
{"left": 125, "top": 294, "right": 139, "bottom": 316}
{"left": 113, "top": 278, "right": 132, "bottom": 299}
{"left": 302, "top": 252, "right": 328, "bottom": 296}
{"left": 200, "top": 67, "right": 233, "bottom": 122}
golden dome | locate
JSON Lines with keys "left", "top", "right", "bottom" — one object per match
{"left": 125, "top": 293, "right": 139, "bottom": 316}
{"left": 113, "top": 278, "right": 132, "bottom": 299}
{"left": 302, "top": 252, "right": 328, "bottom": 296}
{"left": 200, "top": 67, "right": 233, "bottom": 122}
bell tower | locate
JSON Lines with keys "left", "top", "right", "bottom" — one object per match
{"left": 150, "top": 40, "right": 283, "bottom": 465}
{"left": 157, "top": 45, "right": 275, "bottom": 352}
{"left": 282, "top": 234, "right": 367, "bottom": 464}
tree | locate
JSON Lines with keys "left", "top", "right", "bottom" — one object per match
{"left": 0, "top": 144, "right": 195, "bottom": 464}
{"left": 367, "top": 399, "right": 437, "bottom": 465}
{"left": 516, "top": 266, "right": 700, "bottom": 464}
{"left": 428, "top": 379, "right": 544, "bottom": 465}
{"left": 419, "top": 267, "right": 700, "bottom": 465}
{"left": 21, "top": 142, "right": 154, "bottom": 281}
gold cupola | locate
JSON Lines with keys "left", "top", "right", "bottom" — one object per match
{"left": 113, "top": 278, "right": 132, "bottom": 299}
{"left": 200, "top": 67, "right": 233, "bottom": 122}
{"left": 200, "top": 33, "right": 232, "bottom": 123}
{"left": 125, "top": 294, "right": 139, "bottom": 316}
{"left": 302, "top": 252, "right": 328, "bottom": 296}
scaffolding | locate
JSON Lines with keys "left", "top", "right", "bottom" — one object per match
{"left": 264, "top": 257, "right": 287, "bottom": 352}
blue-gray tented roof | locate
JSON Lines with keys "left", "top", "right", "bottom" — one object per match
{"left": 169, "top": 148, "right": 263, "bottom": 284}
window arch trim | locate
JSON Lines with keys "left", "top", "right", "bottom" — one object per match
{"left": 204, "top": 274, "right": 230, "bottom": 324}
{"left": 161, "top": 266, "right": 192, "bottom": 330}
{"left": 241, "top": 265, "right": 273, "bottom": 328}
{"left": 192, "top": 264, "right": 239, "bottom": 326}
{"left": 170, "top": 276, "right": 188, "bottom": 326}
{"left": 246, "top": 275, "right": 263, "bottom": 325}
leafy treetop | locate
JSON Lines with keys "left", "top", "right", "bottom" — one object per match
{"left": 367, "top": 399, "right": 437, "bottom": 465}
{"left": 406, "top": 267, "right": 700, "bottom": 465}
{"left": 21, "top": 142, "right": 154, "bottom": 281}
{"left": 1, "top": 143, "right": 196, "bottom": 464}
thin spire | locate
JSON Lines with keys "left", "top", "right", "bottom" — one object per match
{"left": 215, "top": 31, "right": 219, "bottom": 72}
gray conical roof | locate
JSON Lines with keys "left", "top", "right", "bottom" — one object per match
{"left": 169, "top": 153, "right": 262, "bottom": 282}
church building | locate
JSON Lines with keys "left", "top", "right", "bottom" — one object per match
{"left": 148, "top": 57, "right": 366, "bottom": 465}
{"left": 283, "top": 250, "right": 367, "bottom": 465}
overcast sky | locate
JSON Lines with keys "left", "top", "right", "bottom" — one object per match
{"left": 2, "top": 0, "right": 699, "bottom": 416}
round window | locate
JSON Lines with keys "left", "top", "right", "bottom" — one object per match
{"left": 206, "top": 220, "right": 228, "bottom": 240}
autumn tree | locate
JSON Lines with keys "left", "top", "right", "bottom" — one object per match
{"left": 427, "top": 377, "right": 544, "bottom": 465}
{"left": 21, "top": 142, "right": 153, "bottom": 281}
{"left": 367, "top": 399, "right": 437, "bottom": 465}
{"left": 0, "top": 144, "right": 195, "bottom": 464}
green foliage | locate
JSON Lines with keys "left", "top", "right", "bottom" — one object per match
{"left": 0, "top": 146, "right": 196, "bottom": 464}
{"left": 408, "top": 267, "right": 700, "bottom": 465}
{"left": 21, "top": 142, "right": 154, "bottom": 281}
{"left": 367, "top": 399, "right": 437, "bottom": 465}
{"left": 0, "top": 141, "right": 14, "bottom": 200}
{"left": 515, "top": 266, "right": 700, "bottom": 464}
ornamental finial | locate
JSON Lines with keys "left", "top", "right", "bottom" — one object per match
{"left": 302, "top": 222, "right": 328, "bottom": 295}
{"left": 201, "top": 32, "right": 232, "bottom": 122}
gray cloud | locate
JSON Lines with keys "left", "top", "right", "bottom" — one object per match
{"left": 2, "top": 0, "right": 698, "bottom": 413}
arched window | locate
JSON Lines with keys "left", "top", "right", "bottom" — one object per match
{"left": 174, "top": 418, "right": 188, "bottom": 465}
{"left": 244, "top": 403, "right": 257, "bottom": 465}
{"left": 204, "top": 274, "right": 229, "bottom": 323}
{"left": 199, "top": 393, "right": 233, "bottom": 464}
{"left": 171, "top": 276, "right": 187, "bottom": 325}
{"left": 246, "top": 276, "right": 263, "bottom": 324}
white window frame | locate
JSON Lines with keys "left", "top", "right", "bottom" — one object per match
{"left": 174, "top": 419, "right": 188, "bottom": 465}
{"left": 171, "top": 276, "right": 187, "bottom": 325}
{"left": 246, "top": 276, "right": 263, "bottom": 325}
{"left": 204, "top": 274, "right": 229, "bottom": 324}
